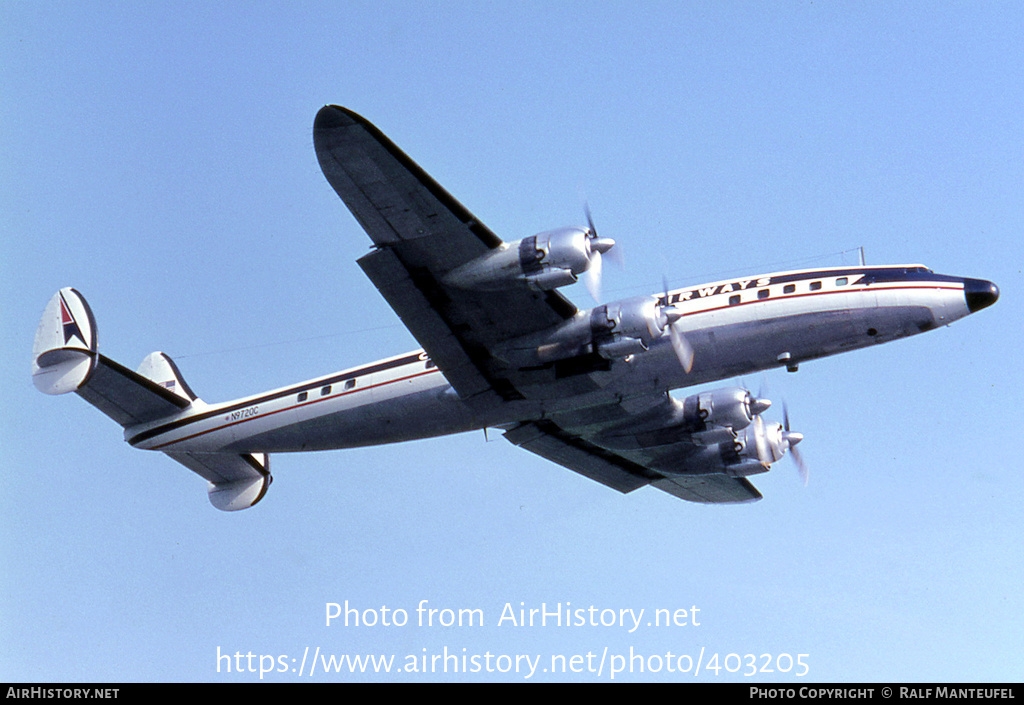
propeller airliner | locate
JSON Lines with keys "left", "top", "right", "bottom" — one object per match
{"left": 32, "top": 106, "right": 999, "bottom": 510}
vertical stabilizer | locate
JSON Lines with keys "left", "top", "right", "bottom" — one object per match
{"left": 32, "top": 288, "right": 98, "bottom": 395}
{"left": 137, "top": 351, "right": 200, "bottom": 405}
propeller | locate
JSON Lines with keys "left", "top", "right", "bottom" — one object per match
{"left": 658, "top": 277, "right": 695, "bottom": 373}
{"left": 581, "top": 203, "right": 617, "bottom": 302}
{"left": 781, "top": 401, "right": 808, "bottom": 485}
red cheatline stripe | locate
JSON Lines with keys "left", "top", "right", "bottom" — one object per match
{"left": 151, "top": 367, "right": 442, "bottom": 450}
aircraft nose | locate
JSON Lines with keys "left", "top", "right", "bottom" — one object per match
{"left": 964, "top": 278, "right": 999, "bottom": 313}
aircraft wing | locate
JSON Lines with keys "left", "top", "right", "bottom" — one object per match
{"left": 503, "top": 406, "right": 762, "bottom": 505}
{"left": 649, "top": 475, "right": 761, "bottom": 503}
{"left": 314, "top": 105, "right": 603, "bottom": 411}
{"left": 314, "top": 106, "right": 762, "bottom": 505}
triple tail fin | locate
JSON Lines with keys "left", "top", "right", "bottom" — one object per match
{"left": 32, "top": 288, "right": 272, "bottom": 511}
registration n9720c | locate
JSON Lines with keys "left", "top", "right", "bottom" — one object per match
{"left": 226, "top": 406, "right": 259, "bottom": 423}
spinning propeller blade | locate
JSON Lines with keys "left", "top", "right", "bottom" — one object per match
{"left": 659, "top": 277, "right": 694, "bottom": 372}
{"left": 668, "top": 322, "right": 695, "bottom": 373}
{"left": 582, "top": 203, "right": 617, "bottom": 302}
{"left": 584, "top": 239, "right": 604, "bottom": 301}
{"left": 782, "top": 401, "right": 808, "bottom": 485}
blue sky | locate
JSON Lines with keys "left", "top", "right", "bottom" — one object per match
{"left": 2, "top": 2, "right": 1021, "bottom": 682}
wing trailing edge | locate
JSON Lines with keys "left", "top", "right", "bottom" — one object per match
{"left": 503, "top": 418, "right": 764, "bottom": 505}
{"left": 503, "top": 421, "right": 656, "bottom": 493}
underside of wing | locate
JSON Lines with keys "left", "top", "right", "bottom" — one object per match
{"left": 651, "top": 475, "right": 762, "bottom": 504}
{"left": 314, "top": 106, "right": 601, "bottom": 411}
{"left": 503, "top": 421, "right": 659, "bottom": 493}
{"left": 503, "top": 417, "right": 762, "bottom": 505}
{"left": 502, "top": 386, "right": 788, "bottom": 504}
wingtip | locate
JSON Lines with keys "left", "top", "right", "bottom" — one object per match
{"left": 314, "top": 104, "right": 349, "bottom": 130}
{"left": 314, "top": 104, "right": 370, "bottom": 133}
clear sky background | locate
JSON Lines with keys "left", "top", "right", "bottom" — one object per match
{"left": 2, "top": 2, "right": 1021, "bottom": 683}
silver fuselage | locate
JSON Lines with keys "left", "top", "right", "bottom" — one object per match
{"left": 126, "top": 264, "right": 990, "bottom": 454}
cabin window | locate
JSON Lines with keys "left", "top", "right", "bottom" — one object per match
{"left": 345, "top": 379, "right": 356, "bottom": 390}
{"left": 810, "top": 281, "right": 822, "bottom": 291}
{"left": 757, "top": 289, "right": 770, "bottom": 300}
{"left": 784, "top": 284, "right": 796, "bottom": 294}
{"left": 321, "top": 385, "right": 332, "bottom": 396}
{"left": 729, "top": 295, "right": 741, "bottom": 306}
{"left": 836, "top": 277, "right": 849, "bottom": 286}
{"left": 298, "top": 391, "right": 308, "bottom": 402}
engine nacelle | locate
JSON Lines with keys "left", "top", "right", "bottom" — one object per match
{"left": 592, "top": 298, "right": 669, "bottom": 360}
{"left": 727, "top": 418, "right": 781, "bottom": 472}
{"left": 523, "top": 296, "right": 670, "bottom": 363}
{"left": 655, "top": 417, "right": 788, "bottom": 478}
{"left": 445, "top": 227, "right": 600, "bottom": 291}
{"left": 681, "top": 386, "right": 768, "bottom": 434}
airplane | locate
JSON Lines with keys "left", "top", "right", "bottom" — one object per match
{"left": 31, "top": 105, "right": 1000, "bottom": 511}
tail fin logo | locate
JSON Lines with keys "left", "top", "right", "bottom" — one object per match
{"left": 59, "top": 292, "right": 86, "bottom": 347}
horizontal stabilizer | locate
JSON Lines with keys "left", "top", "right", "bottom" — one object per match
{"left": 165, "top": 451, "right": 272, "bottom": 511}
{"left": 77, "top": 355, "right": 192, "bottom": 427}
{"left": 32, "top": 288, "right": 273, "bottom": 510}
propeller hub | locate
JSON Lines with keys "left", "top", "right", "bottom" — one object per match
{"left": 660, "top": 307, "right": 684, "bottom": 328}
{"left": 783, "top": 431, "right": 804, "bottom": 446}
